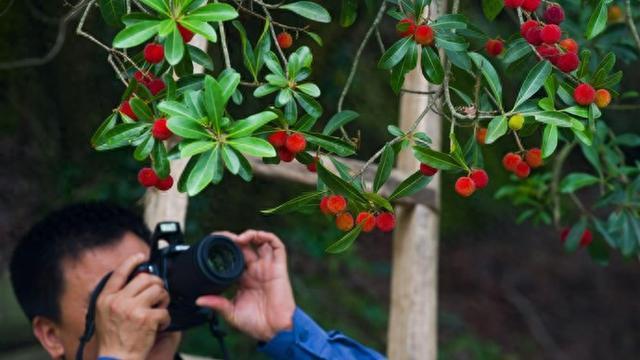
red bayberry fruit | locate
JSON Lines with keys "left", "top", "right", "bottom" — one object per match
{"left": 469, "top": 169, "right": 489, "bottom": 189}
{"left": 537, "top": 44, "right": 560, "bottom": 64}
{"left": 336, "top": 212, "right": 355, "bottom": 232}
{"left": 152, "top": 118, "right": 172, "bottom": 140}
{"left": 544, "top": 4, "right": 565, "bottom": 24}
{"left": 320, "top": 196, "right": 331, "bottom": 215}
{"left": 268, "top": 131, "right": 288, "bottom": 148}
{"left": 455, "top": 177, "right": 476, "bottom": 197}
{"left": 560, "top": 227, "right": 593, "bottom": 247}
{"left": 138, "top": 167, "right": 158, "bottom": 187}
{"left": 524, "top": 26, "right": 543, "bottom": 45}
{"left": 522, "top": 0, "right": 541, "bottom": 12}
{"left": 155, "top": 175, "right": 174, "bottom": 191}
{"left": 485, "top": 39, "right": 504, "bottom": 57}
{"left": 147, "top": 79, "right": 166, "bottom": 96}
{"left": 595, "top": 89, "right": 612, "bottom": 108}
{"left": 119, "top": 100, "right": 137, "bottom": 121}
{"left": 556, "top": 52, "right": 579, "bottom": 73}
{"left": 514, "top": 161, "right": 531, "bottom": 179}
{"left": 376, "top": 212, "right": 396, "bottom": 232}
{"left": 285, "top": 133, "right": 307, "bottom": 154}
{"left": 327, "top": 195, "right": 347, "bottom": 214}
{"left": 559, "top": 38, "right": 578, "bottom": 53}
{"left": 574, "top": 83, "right": 596, "bottom": 106}
{"left": 420, "top": 163, "right": 438, "bottom": 176}
{"left": 277, "top": 148, "right": 295, "bottom": 162}
{"left": 520, "top": 20, "right": 539, "bottom": 37}
{"left": 356, "top": 212, "right": 376, "bottom": 232}
{"left": 414, "top": 25, "right": 434, "bottom": 46}
{"left": 397, "top": 18, "right": 416, "bottom": 38}
{"left": 177, "top": 24, "right": 194, "bottom": 42}
{"left": 525, "top": 148, "right": 543, "bottom": 168}
{"left": 307, "top": 161, "right": 317, "bottom": 173}
{"left": 608, "top": 5, "right": 624, "bottom": 23}
{"left": 541, "top": 24, "right": 562, "bottom": 44}
{"left": 504, "top": 0, "right": 524, "bottom": 8}
{"left": 502, "top": 152, "right": 522, "bottom": 172}
{"left": 476, "top": 127, "right": 487, "bottom": 144}
{"left": 277, "top": 32, "right": 293, "bottom": 49}
{"left": 143, "top": 43, "right": 164, "bottom": 64}
{"left": 134, "top": 70, "right": 153, "bottom": 85}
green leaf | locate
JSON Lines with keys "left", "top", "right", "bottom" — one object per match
{"left": 514, "top": 60, "right": 552, "bottom": 109}
{"left": 323, "top": 110, "right": 359, "bottom": 135}
{"left": 280, "top": 1, "right": 332, "bottom": 23}
{"left": 218, "top": 69, "right": 241, "bottom": 103}
{"left": 503, "top": 38, "right": 531, "bottom": 64}
{"left": 184, "top": 3, "right": 238, "bottom": 22}
{"left": 94, "top": 123, "right": 150, "bottom": 150}
{"left": 485, "top": 115, "right": 507, "bottom": 144}
{"left": 221, "top": 144, "right": 241, "bottom": 174}
{"left": 378, "top": 37, "right": 413, "bottom": 70}
{"left": 373, "top": 145, "right": 395, "bottom": 193}
{"left": 97, "top": 0, "right": 126, "bottom": 27}
{"left": 413, "top": 146, "right": 465, "bottom": 171}
{"left": 187, "top": 44, "right": 214, "bottom": 71}
{"left": 180, "top": 140, "right": 215, "bottom": 157}
{"left": 203, "top": 75, "right": 224, "bottom": 131}
{"left": 564, "top": 218, "right": 587, "bottom": 253}
{"left": 303, "top": 132, "right": 356, "bottom": 157}
{"left": 560, "top": 173, "right": 600, "bottom": 193}
{"left": 469, "top": 52, "right": 502, "bottom": 108}
{"left": 228, "top": 137, "right": 276, "bottom": 157}
{"left": 294, "top": 92, "right": 323, "bottom": 118}
{"left": 227, "top": 111, "right": 278, "bottom": 138}
{"left": 129, "top": 97, "right": 153, "bottom": 122}
{"left": 297, "top": 83, "right": 321, "bottom": 97}
{"left": 134, "top": 134, "right": 155, "bottom": 160}
{"left": 151, "top": 141, "right": 170, "bottom": 179}
{"left": 388, "top": 171, "right": 431, "bottom": 201}
{"left": 585, "top": 0, "right": 609, "bottom": 40}
{"left": 167, "top": 117, "right": 210, "bottom": 139}
{"left": 158, "top": 100, "right": 198, "bottom": 121}
{"left": 91, "top": 113, "right": 118, "bottom": 146}
{"left": 421, "top": 47, "right": 444, "bottom": 85}
{"left": 340, "top": 0, "right": 358, "bottom": 27}
{"left": 139, "top": 0, "right": 170, "bottom": 15}
{"left": 179, "top": 19, "right": 217, "bottom": 42}
{"left": 186, "top": 147, "right": 219, "bottom": 196}
{"left": 541, "top": 124, "right": 558, "bottom": 158}
{"left": 431, "top": 14, "right": 468, "bottom": 30}
{"left": 534, "top": 111, "right": 573, "bottom": 127}
{"left": 317, "top": 164, "right": 367, "bottom": 203}
{"left": 325, "top": 225, "right": 362, "bottom": 254}
{"left": 391, "top": 43, "right": 419, "bottom": 92}
{"left": 482, "top": 0, "right": 503, "bottom": 21}
{"left": 164, "top": 26, "right": 185, "bottom": 65}
{"left": 113, "top": 21, "right": 160, "bottom": 48}
{"left": 363, "top": 192, "right": 393, "bottom": 212}
{"left": 262, "top": 191, "right": 324, "bottom": 214}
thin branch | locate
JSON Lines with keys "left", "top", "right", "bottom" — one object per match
{"left": 375, "top": 28, "right": 386, "bottom": 55}
{"left": 0, "top": 0, "right": 15, "bottom": 17}
{"left": 261, "top": 4, "right": 288, "bottom": 67}
{"left": 625, "top": 0, "right": 640, "bottom": 52}
{"left": 232, "top": 0, "right": 308, "bottom": 31}
{"left": 108, "top": 54, "right": 128, "bottom": 86}
{"left": 551, "top": 142, "right": 575, "bottom": 228}
{"left": 216, "top": 2, "right": 232, "bottom": 69}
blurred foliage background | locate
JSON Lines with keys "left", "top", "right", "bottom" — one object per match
{"left": 1, "top": 0, "right": 639, "bottom": 359}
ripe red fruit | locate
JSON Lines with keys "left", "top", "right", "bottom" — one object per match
{"left": 155, "top": 175, "right": 174, "bottom": 191}
{"left": 356, "top": 212, "right": 376, "bottom": 232}
{"left": 320, "top": 196, "right": 331, "bottom": 215}
{"left": 277, "top": 32, "right": 293, "bottom": 49}
{"left": 469, "top": 169, "right": 489, "bottom": 189}
{"left": 119, "top": 100, "right": 137, "bottom": 121}
{"left": 537, "top": 44, "right": 560, "bottom": 64}
{"left": 504, "top": 0, "right": 524, "bottom": 8}
{"left": 147, "top": 79, "right": 166, "bottom": 96}
{"left": 376, "top": 212, "right": 396, "bottom": 232}
{"left": 520, "top": 20, "right": 539, "bottom": 37}
{"left": 502, "top": 152, "right": 522, "bottom": 172}
{"left": 540, "top": 24, "right": 562, "bottom": 44}
{"left": 476, "top": 127, "right": 487, "bottom": 144}
{"left": 134, "top": 70, "right": 153, "bottom": 85}
{"left": 544, "top": 4, "right": 565, "bottom": 24}
{"left": 285, "top": 133, "right": 307, "bottom": 154}
{"left": 177, "top": 24, "right": 194, "bottom": 42}
{"left": 397, "top": 18, "right": 416, "bottom": 38}
{"left": 574, "top": 83, "right": 596, "bottom": 106}
{"left": 559, "top": 38, "right": 578, "bottom": 53}
{"left": 455, "top": 177, "right": 476, "bottom": 197}
{"left": 521, "top": 0, "right": 541, "bottom": 12}
{"left": 306, "top": 160, "right": 317, "bottom": 173}
{"left": 524, "top": 26, "right": 543, "bottom": 45}
{"left": 420, "top": 163, "right": 438, "bottom": 176}
{"left": 152, "top": 118, "right": 172, "bottom": 140}
{"left": 556, "top": 52, "right": 579, "bottom": 73}
{"left": 277, "top": 148, "right": 295, "bottom": 162}
{"left": 268, "top": 131, "right": 287, "bottom": 148}
{"left": 485, "top": 39, "right": 504, "bottom": 57}
{"left": 336, "top": 212, "right": 355, "bottom": 232}
{"left": 143, "top": 43, "right": 164, "bottom": 64}
{"left": 326, "top": 195, "right": 347, "bottom": 214}
{"left": 414, "top": 25, "right": 434, "bottom": 46}
{"left": 525, "top": 148, "right": 543, "bottom": 168}
{"left": 138, "top": 167, "right": 158, "bottom": 187}
{"left": 514, "top": 161, "right": 531, "bottom": 179}
{"left": 560, "top": 227, "right": 593, "bottom": 247}
{"left": 595, "top": 89, "right": 612, "bottom": 108}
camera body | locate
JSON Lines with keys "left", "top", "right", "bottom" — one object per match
{"left": 133, "top": 222, "right": 245, "bottom": 331}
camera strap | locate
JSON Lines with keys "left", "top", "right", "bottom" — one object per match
{"left": 208, "top": 315, "right": 230, "bottom": 360}
{"left": 76, "top": 272, "right": 113, "bottom": 360}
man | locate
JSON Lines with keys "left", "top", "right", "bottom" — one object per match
{"left": 9, "top": 202, "right": 385, "bottom": 360}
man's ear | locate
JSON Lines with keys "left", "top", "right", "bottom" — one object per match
{"left": 32, "top": 316, "right": 65, "bottom": 359}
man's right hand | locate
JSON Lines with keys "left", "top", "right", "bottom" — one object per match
{"left": 94, "top": 253, "right": 171, "bottom": 360}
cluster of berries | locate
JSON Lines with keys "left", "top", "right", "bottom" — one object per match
{"left": 420, "top": 163, "right": 489, "bottom": 198}
{"left": 267, "top": 131, "right": 310, "bottom": 164}
{"left": 502, "top": 148, "right": 543, "bottom": 179}
{"left": 560, "top": 227, "right": 593, "bottom": 247}
{"left": 573, "top": 83, "right": 611, "bottom": 108}
{"left": 137, "top": 168, "right": 174, "bottom": 191}
{"left": 396, "top": 18, "right": 434, "bottom": 46}
{"left": 320, "top": 195, "right": 396, "bottom": 233}
{"left": 276, "top": 32, "right": 293, "bottom": 49}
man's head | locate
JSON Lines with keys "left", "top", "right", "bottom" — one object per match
{"left": 9, "top": 202, "right": 153, "bottom": 359}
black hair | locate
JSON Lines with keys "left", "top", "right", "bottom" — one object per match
{"left": 9, "top": 202, "right": 151, "bottom": 322}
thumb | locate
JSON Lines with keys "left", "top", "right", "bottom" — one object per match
{"left": 196, "top": 295, "right": 235, "bottom": 322}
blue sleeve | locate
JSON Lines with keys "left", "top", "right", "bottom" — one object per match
{"left": 97, "top": 357, "right": 120, "bottom": 360}
{"left": 258, "top": 307, "right": 386, "bottom": 360}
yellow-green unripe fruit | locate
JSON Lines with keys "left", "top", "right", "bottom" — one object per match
{"left": 508, "top": 114, "right": 525, "bottom": 131}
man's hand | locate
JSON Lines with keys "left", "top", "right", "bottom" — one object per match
{"left": 196, "top": 230, "right": 296, "bottom": 342}
{"left": 94, "top": 253, "right": 171, "bottom": 360}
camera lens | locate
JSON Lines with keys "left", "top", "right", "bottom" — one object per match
{"left": 207, "top": 243, "right": 237, "bottom": 274}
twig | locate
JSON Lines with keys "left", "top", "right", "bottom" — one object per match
{"left": 375, "top": 28, "right": 386, "bottom": 55}
{"left": 108, "top": 54, "right": 128, "bottom": 85}
{"left": 0, "top": 0, "right": 15, "bottom": 17}
{"left": 216, "top": 1, "right": 232, "bottom": 69}
{"left": 231, "top": 0, "right": 308, "bottom": 31}
{"left": 625, "top": 0, "right": 640, "bottom": 52}
{"left": 261, "top": 4, "right": 288, "bottom": 68}
{"left": 550, "top": 142, "right": 575, "bottom": 228}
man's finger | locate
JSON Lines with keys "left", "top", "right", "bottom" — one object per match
{"left": 103, "top": 253, "right": 147, "bottom": 294}
{"left": 238, "top": 230, "right": 286, "bottom": 263}
{"left": 196, "top": 295, "right": 235, "bottom": 323}
{"left": 135, "top": 284, "right": 169, "bottom": 308}
{"left": 148, "top": 309, "right": 172, "bottom": 331}
{"left": 120, "top": 273, "right": 164, "bottom": 298}
{"left": 257, "top": 243, "right": 274, "bottom": 261}
{"left": 211, "top": 231, "right": 239, "bottom": 241}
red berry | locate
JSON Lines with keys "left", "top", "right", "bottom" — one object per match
{"left": 147, "top": 79, "right": 166, "bottom": 96}
{"left": 414, "top": 25, "right": 434, "bottom": 46}
{"left": 277, "top": 32, "right": 293, "bottom": 49}
{"left": 137, "top": 167, "right": 158, "bottom": 187}
{"left": 469, "top": 169, "right": 489, "bottom": 189}
{"left": 574, "top": 83, "right": 596, "bottom": 106}
{"left": 277, "top": 148, "right": 295, "bottom": 162}
{"left": 375, "top": 212, "right": 396, "bottom": 233}
{"left": 502, "top": 152, "right": 522, "bottom": 172}
{"left": 455, "top": 177, "right": 476, "bottom": 197}
{"left": 514, "top": 161, "right": 531, "bottom": 179}
{"left": 134, "top": 70, "right": 153, "bottom": 85}
{"left": 521, "top": 0, "right": 541, "bottom": 12}
{"left": 520, "top": 20, "right": 539, "bottom": 37}
{"left": 397, "top": 18, "right": 416, "bottom": 38}
{"left": 476, "top": 127, "right": 487, "bottom": 144}
{"left": 285, "top": 133, "right": 307, "bottom": 154}
{"left": 504, "top": 0, "right": 524, "bottom": 8}
{"left": 152, "top": 118, "right": 172, "bottom": 140}
{"left": 537, "top": 44, "right": 560, "bottom": 64}
{"left": 326, "top": 195, "right": 347, "bottom": 214}
{"left": 525, "top": 148, "right": 543, "bottom": 168}
{"left": 419, "top": 163, "right": 438, "bottom": 176}
{"left": 155, "top": 175, "right": 174, "bottom": 191}
{"left": 143, "top": 43, "right": 164, "bottom": 64}
{"left": 336, "top": 212, "right": 355, "bottom": 232}
{"left": 595, "top": 89, "right": 612, "bottom": 108}
{"left": 306, "top": 160, "right": 317, "bottom": 173}
{"left": 540, "top": 24, "right": 562, "bottom": 44}
{"left": 320, "top": 196, "right": 331, "bottom": 215}
{"left": 268, "top": 131, "right": 288, "bottom": 148}
{"left": 560, "top": 227, "right": 593, "bottom": 247}
{"left": 559, "top": 38, "right": 578, "bottom": 53}
{"left": 119, "top": 100, "right": 137, "bottom": 121}
{"left": 544, "top": 4, "right": 565, "bottom": 24}
{"left": 485, "top": 39, "right": 504, "bottom": 57}
{"left": 556, "top": 52, "right": 579, "bottom": 73}
{"left": 524, "top": 26, "right": 543, "bottom": 45}
{"left": 177, "top": 24, "right": 194, "bottom": 42}
{"left": 356, "top": 212, "right": 376, "bottom": 232}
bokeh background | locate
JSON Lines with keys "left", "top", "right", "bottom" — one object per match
{"left": 1, "top": 0, "right": 639, "bottom": 359}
